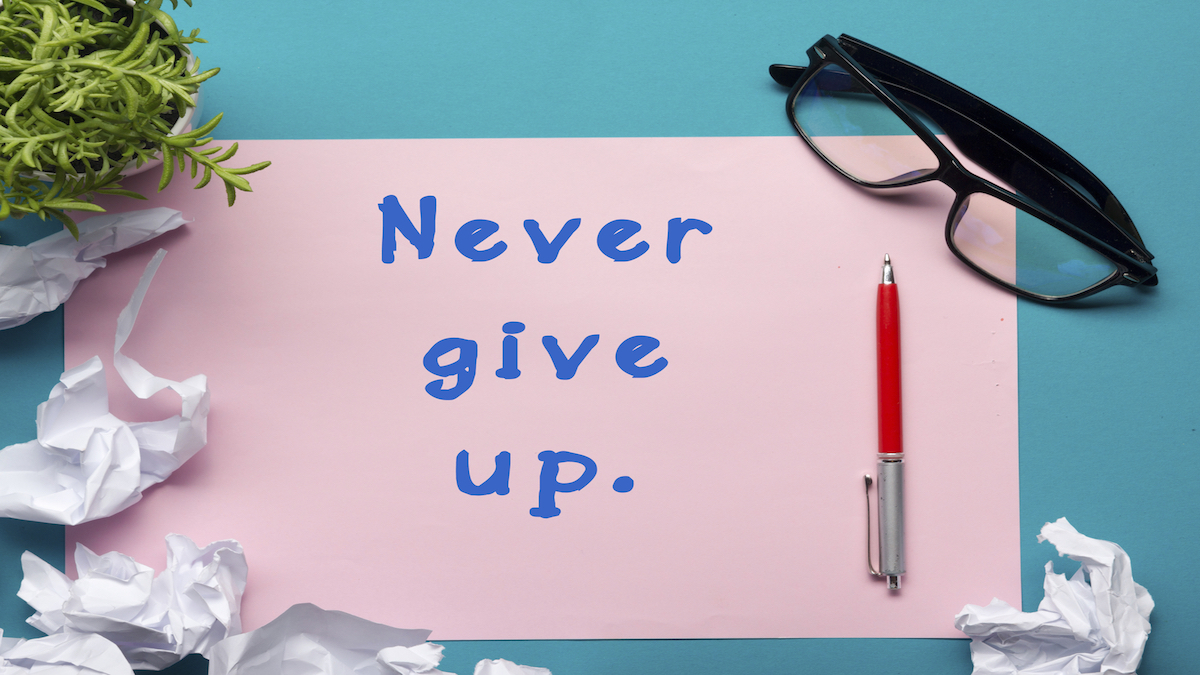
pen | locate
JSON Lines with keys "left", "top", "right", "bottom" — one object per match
{"left": 875, "top": 254, "right": 905, "bottom": 590}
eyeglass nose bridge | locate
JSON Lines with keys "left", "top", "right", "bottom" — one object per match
{"left": 926, "top": 155, "right": 977, "bottom": 194}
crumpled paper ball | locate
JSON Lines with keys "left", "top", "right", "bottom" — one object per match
{"left": 0, "top": 208, "right": 186, "bottom": 330}
{"left": 18, "top": 534, "right": 246, "bottom": 670}
{"left": 205, "top": 603, "right": 555, "bottom": 675}
{"left": 0, "top": 632, "right": 134, "bottom": 675}
{"left": 0, "top": 249, "right": 208, "bottom": 525}
{"left": 207, "top": 602, "right": 433, "bottom": 675}
{"left": 955, "top": 517, "right": 1153, "bottom": 675}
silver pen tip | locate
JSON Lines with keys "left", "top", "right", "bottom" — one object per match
{"left": 881, "top": 255, "right": 895, "bottom": 284}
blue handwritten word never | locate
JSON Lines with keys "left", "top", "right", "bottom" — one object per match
{"left": 378, "top": 195, "right": 712, "bottom": 264}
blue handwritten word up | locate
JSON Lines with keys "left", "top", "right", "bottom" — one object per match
{"left": 456, "top": 449, "right": 633, "bottom": 518}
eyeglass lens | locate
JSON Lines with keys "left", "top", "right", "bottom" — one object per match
{"left": 792, "top": 63, "right": 1119, "bottom": 299}
{"left": 793, "top": 64, "right": 939, "bottom": 185}
{"left": 951, "top": 193, "right": 1118, "bottom": 298}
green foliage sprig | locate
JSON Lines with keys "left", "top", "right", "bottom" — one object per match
{"left": 0, "top": 0, "right": 269, "bottom": 236}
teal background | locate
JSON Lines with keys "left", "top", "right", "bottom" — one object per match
{"left": 2, "top": 1, "right": 1197, "bottom": 673}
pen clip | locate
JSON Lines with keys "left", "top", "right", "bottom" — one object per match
{"left": 864, "top": 474, "right": 883, "bottom": 578}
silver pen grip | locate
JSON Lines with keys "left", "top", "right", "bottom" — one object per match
{"left": 877, "top": 456, "right": 905, "bottom": 589}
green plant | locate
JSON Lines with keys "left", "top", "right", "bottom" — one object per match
{"left": 0, "top": 0, "right": 269, "bottom": 236}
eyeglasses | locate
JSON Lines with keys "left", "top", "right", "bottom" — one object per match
{"left": 770, "top": 35, "right": 1157, "bottom": 302}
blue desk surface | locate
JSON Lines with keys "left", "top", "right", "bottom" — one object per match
{"left": 2, "top": 2, "right": 1196, "bottom": 673}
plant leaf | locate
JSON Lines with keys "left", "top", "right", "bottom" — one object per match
{"left": 94, "top": 189, "right": 149, "bottom": 200}
{"left": 158, "top": 146, "right": 175, "bottom": 191}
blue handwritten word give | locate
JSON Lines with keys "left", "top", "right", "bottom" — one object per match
{"left": 379, "top": 195, "right": 712, "bottom": 263}
{"left": 457, "top": 449, "right": 633, "bottom": 518}
{"left": 424, "top": 323, "right": 668, "bottom": 400}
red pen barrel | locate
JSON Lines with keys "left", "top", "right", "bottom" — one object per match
{"left": 877, "top": 282, "right": 902, "bottom": 455}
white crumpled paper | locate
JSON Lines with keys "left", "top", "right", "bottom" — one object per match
{"left": 377, "top": 642, "right": 452, "bottom": 675}
{"left": 208, "top": 603, "right": 437, "bottom": 675}
{"left": 473, "top": 659, "right": 551, "bottom": 675}
{"left": 17, "top": 534, "right": 246, "bottom": 670}
{"left": 0, "top": 249, "right": 209, "bottom": 525}
{"left": 0, "top": 208, "right": 187, "bottom": 330}
{"left": 208, "top": 603, "right": 553, "bottom": 675}
{"left": 0, "top": 631, "right": 134, "bottom": 675}
{"left": 955, "top": 517, "right": 1153, "bottom": 675}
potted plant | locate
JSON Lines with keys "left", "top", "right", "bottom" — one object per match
{"left": 0, "top": 0, "right": 269, "bottom": 236}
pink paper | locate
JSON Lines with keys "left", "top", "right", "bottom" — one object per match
{"left": 64, "top": 137, "right": 1019, "bottom": 639}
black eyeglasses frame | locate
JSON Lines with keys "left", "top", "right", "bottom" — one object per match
{"left": 770, "top": 34, "right": 1157, "bottom": 303}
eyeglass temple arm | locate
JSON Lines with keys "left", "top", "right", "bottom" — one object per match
{"left": 835, "top": 35, "right": 1149, "bottom": 254}
{"left": 906, "top": 89, "right": 1153, "bottom": 269}
{"left": 769, "top": 52, "right": 1150, "bottom": 262}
